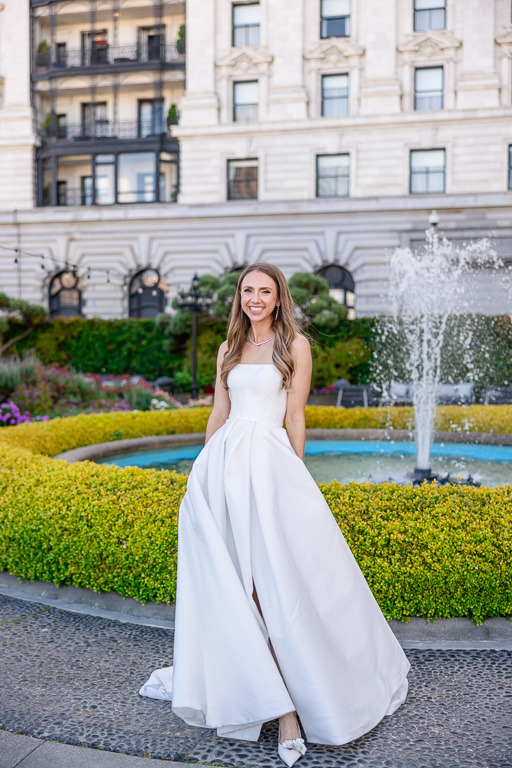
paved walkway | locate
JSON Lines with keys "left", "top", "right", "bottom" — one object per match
{"left": 0, "top": 575, "right": 511, "bottom": 768}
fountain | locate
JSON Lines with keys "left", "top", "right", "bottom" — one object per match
{"left": 79, "top": 218, "right": 512, "bottom": 488}
{"left": 379, "top": 216, "right": 511, "bottom": 485}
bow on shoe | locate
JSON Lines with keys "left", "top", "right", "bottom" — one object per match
{"left": 281, "top": 737, "right": 307, "bottom": 755}
{"left": 278, "top": 736, "right": 308, "bottom": 767}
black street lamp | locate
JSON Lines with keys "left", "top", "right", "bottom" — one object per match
{"left": 177, "top": 274, "right": 213, "bottom": 399}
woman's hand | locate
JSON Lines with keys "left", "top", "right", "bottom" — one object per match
{"left": 205, "top": 341, "right": 231, "bottom": 444}
{"left": 284, "top": 335, "right": 312, "bottom": 461}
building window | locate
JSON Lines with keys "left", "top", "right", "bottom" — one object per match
{"left": 129, "top": 268, "right": 167, "bottom": 318}
{"left": 233, "top": 81, "right": 258, "bottom": 122}
{"left": 81, "top": 30, "right": 108, "bottom": 65}
{"left": 81, "top": 102, "right": 108, "bottom": 137}
{"left": 228, "top": 158, "right": 258, "bottom": 200}
{"left": 49, "top": 270, "right": 83, "bottom": 319}
{"left": 233, "top": 3, "right": 260, "bottom": 46}
{"left": 118, "top": 152, "right": 157, "bottom": 203}
{"left": 81, "top": 176, "right": 93, "bottom": 206}
{"left": 414, "top": 0, "right": 446, "bottom": 31}
{"left": 55, "top": 42, "right": 67, "bottom": 67}
{"left": 316, "top": 154, "right": 350, "bottom": 197}
{"left": 410, "top": 149, "right": 445, "bottom": 193}
{"left": 509, "top": 146, "right": 512, "bottom": 190}
{"left": 95, "top": 153, "right": 115, "bottom": 204}
{"left": 160, "top": 152, "right": 178, "bottom": 202}
{"left": 138, "top": 25, "right": 165, "bottom": 61}
{"left": 321, "top": 0, "right": 350, "bottom": 39}
{"left": 415, "top": 67, "right": 443, "bottom": 110}
{"left": 315, "top": 264, "right": 356, "bottom": 319}
{"left": 138, "top": 99, "right": 165, "bottom": 137}
{"left": 321, "top": 74, "right": 349, "bottom": 117}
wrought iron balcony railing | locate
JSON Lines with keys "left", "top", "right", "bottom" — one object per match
{"left": 39, "top": 119, "right": 169, "bottom": 142}
{"left": 34, "top": 42, "right": 184, "bottom": 72}
{"left": 45, "top": 184, "right": 178, "bottom": 207}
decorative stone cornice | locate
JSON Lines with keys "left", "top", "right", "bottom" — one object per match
{"left": 398, "top": 30, "right": 462, "bottom": 60}
{"left": 216, "top": 48, "right": 273, "bottom": 73}
{"left": 304, "top": 38, "right": 365, "bottom": 65}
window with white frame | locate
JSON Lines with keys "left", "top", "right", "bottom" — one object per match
{"left": 410, "top": 149, "right": 445, "bottom": 193}
{"left": 321, "top": 74, "right": 349, "bottom": 117}
{"left": 414, "top": 0, "right": 446, "bottom": 31}
{"left": 227, "top": 158, "right": 258, "bottom": 200}
{"left": 233, "top": 3, "right": 260, "bottom": 46}
{"left": 414, "top": 67, "right": 443, "bottom": 110}
{"left": 316, "top": 154, "right": 350, "bottom": 198}
{"left": 508, "top": 145, "right": 512, "bottom": 190}
{"left": 233, "top": 80, "right": 258, "bottom": 122}
{"left": 321, "top": 0, "right": 350, "bottom": 38}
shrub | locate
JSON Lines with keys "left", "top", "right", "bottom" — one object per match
{"left": 0, "top": 442, "right": 510, "bottom": 622}
{"left": 1, "top": 404, "right": 512, "bottom": 458}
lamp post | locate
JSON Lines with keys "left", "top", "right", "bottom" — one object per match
{"left": 177, "top": 274, "right": 213, "bottom": 399}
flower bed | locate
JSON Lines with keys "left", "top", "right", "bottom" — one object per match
{"left": 0, "top": 406, "right": 511, "bottom": 623}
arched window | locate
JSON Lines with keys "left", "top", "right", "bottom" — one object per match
{"left": 315, "top": 264, "right": 356, "bottom": 319}
{"left": 49, "top": 270, "right": 83, "bottom": 319}
{"left": 129, "top": 268, "right": 167, "bottom": 318}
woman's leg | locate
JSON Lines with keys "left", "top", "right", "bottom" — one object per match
{"left": 252, "top": 582, "right": 301, "bottom": 741}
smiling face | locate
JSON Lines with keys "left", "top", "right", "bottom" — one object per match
{"left": 240, "top": 270, "right": 279, "bottom": 324}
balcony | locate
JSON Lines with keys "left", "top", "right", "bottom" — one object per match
{"left": 47, "top": 184, "right": 178, "bottom": 207}
{"left": 33, "top": 42, "right": 184, "bottom": 78}
{"left": 39, "top": 119, "right": 169, "bottom": 143}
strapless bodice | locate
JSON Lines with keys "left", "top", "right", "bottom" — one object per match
{"left": 226, "top": 364, "right": 287, "bottom": 427}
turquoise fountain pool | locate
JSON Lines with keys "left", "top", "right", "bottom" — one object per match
{"left": 96, "top": 440, "right": 512, "bottom": 486}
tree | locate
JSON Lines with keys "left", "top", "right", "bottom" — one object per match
{"left": 0, "top": 293, "right": 48, "bottom": 358}
{"left": 288, "top": 272, "right": 348, "bottom": 331}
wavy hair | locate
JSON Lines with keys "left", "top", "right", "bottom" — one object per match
{"left": 220, "top": 263, "right": 300, "bottom": 390}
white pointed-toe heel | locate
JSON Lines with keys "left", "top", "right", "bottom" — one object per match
{"left": 278, "top": 723, "right": 307, "bottom": 767}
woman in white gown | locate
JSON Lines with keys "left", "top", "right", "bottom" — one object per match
{"left": 140, "top": 262, "right": 410, "bottom": 765}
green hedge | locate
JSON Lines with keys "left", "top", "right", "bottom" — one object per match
{"left": 1, "top": 408, "right": 511, "bottom": 622}
{"left": 0, "top": 441, "right": 510, "bottom": 622}
{"left": 11, "top": 317, "right": 181, "bottom": 381}
{"left": 8, "top": 313, "right": 512, "bottom": 393}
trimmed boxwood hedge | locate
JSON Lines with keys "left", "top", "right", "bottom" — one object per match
{"left": 0, "top": 407, "right": 511, "bottom": 623}
{"left": 1, "top": 404, "right": 512, "bottom": 458}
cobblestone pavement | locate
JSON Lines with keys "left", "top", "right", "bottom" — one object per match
{"left": 0, "top": 593, "right": 511, "bottom": 768}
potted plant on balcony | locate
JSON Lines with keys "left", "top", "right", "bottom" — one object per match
{"left": 176, "top": 24, "right": 185, "bottom": 54}
{"left": 36, "top": 40, "right": 51, "bottom": 68}
{"left": 167, "top": 104, "right": 179, "bottom": 128}
{"left": 44, "top": 109, "right": 58, "bottom": 138}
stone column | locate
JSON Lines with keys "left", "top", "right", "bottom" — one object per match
{"left": 0, "top": 0, "right": 37, "bottom": 209}
{"left": 359, "top": 0, "right": 401, "bottom": 115}
{"left": 456, "top": 0, "right": 500, "bottom": 109}
{"left": 178, "top": 0, "right": 219, "bottom": 126}
{"left": 266, "top": 0, "right": 308, "bottom": 120}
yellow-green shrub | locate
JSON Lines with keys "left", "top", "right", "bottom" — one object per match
{"left": 1, "top": 406, "right": 511, "bottom": 622}
{"left": 2, "top": 404, "right": 511, "bottom": 459}
{"left": 0, "top": 443, "right": 510, "bottom": 621}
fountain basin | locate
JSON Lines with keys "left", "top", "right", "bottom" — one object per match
{"left": 55, "top": 430, "right": 512, "bottom": 488}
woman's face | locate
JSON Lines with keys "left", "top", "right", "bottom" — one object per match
{"left": 240, "top": 270, "right": 278, "bottom": 324}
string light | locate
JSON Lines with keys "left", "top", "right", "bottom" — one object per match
{"left": 0, "top": 244, "right": 126, "bottom": 285}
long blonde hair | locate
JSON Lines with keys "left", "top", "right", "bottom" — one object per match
{"left": 220, "top": 262, "right": 300, "bottom": 390}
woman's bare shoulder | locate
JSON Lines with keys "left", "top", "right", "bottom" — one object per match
{"left": 218, "top": 340, "right": 229, "bottom": 361}
{"left": 291, "top": 333, "right": 311, "bottom": 355}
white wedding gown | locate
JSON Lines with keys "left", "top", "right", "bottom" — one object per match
{"left": 139, "top": 363, "right": 410, "bottom": 746}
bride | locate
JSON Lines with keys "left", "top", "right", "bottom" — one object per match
{"left": 140, "top": 262, "right": 410, "bottom": 766}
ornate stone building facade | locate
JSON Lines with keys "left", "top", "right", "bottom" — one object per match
{"left": 0, "top": 0, "right": 511, "bottom": 318}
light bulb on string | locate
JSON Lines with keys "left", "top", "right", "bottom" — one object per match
{"left": 107, "top": 270, "right": 110, "bottom": 284}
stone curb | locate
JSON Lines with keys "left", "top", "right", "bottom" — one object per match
{"left": 54, "top": 428, "right": 512, "bottom": 464}
{"left": 1, "top": 571, "right": 511, "bottom": 649}
{"left": 0, "top": 730, "right": 197, "bottom": 768}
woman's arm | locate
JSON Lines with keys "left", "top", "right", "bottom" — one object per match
{"left": 284, "top": 335, "right": 313, "bottom": 461}
{"left": 205, "top": 341, "right": 231, "bottom": 444}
